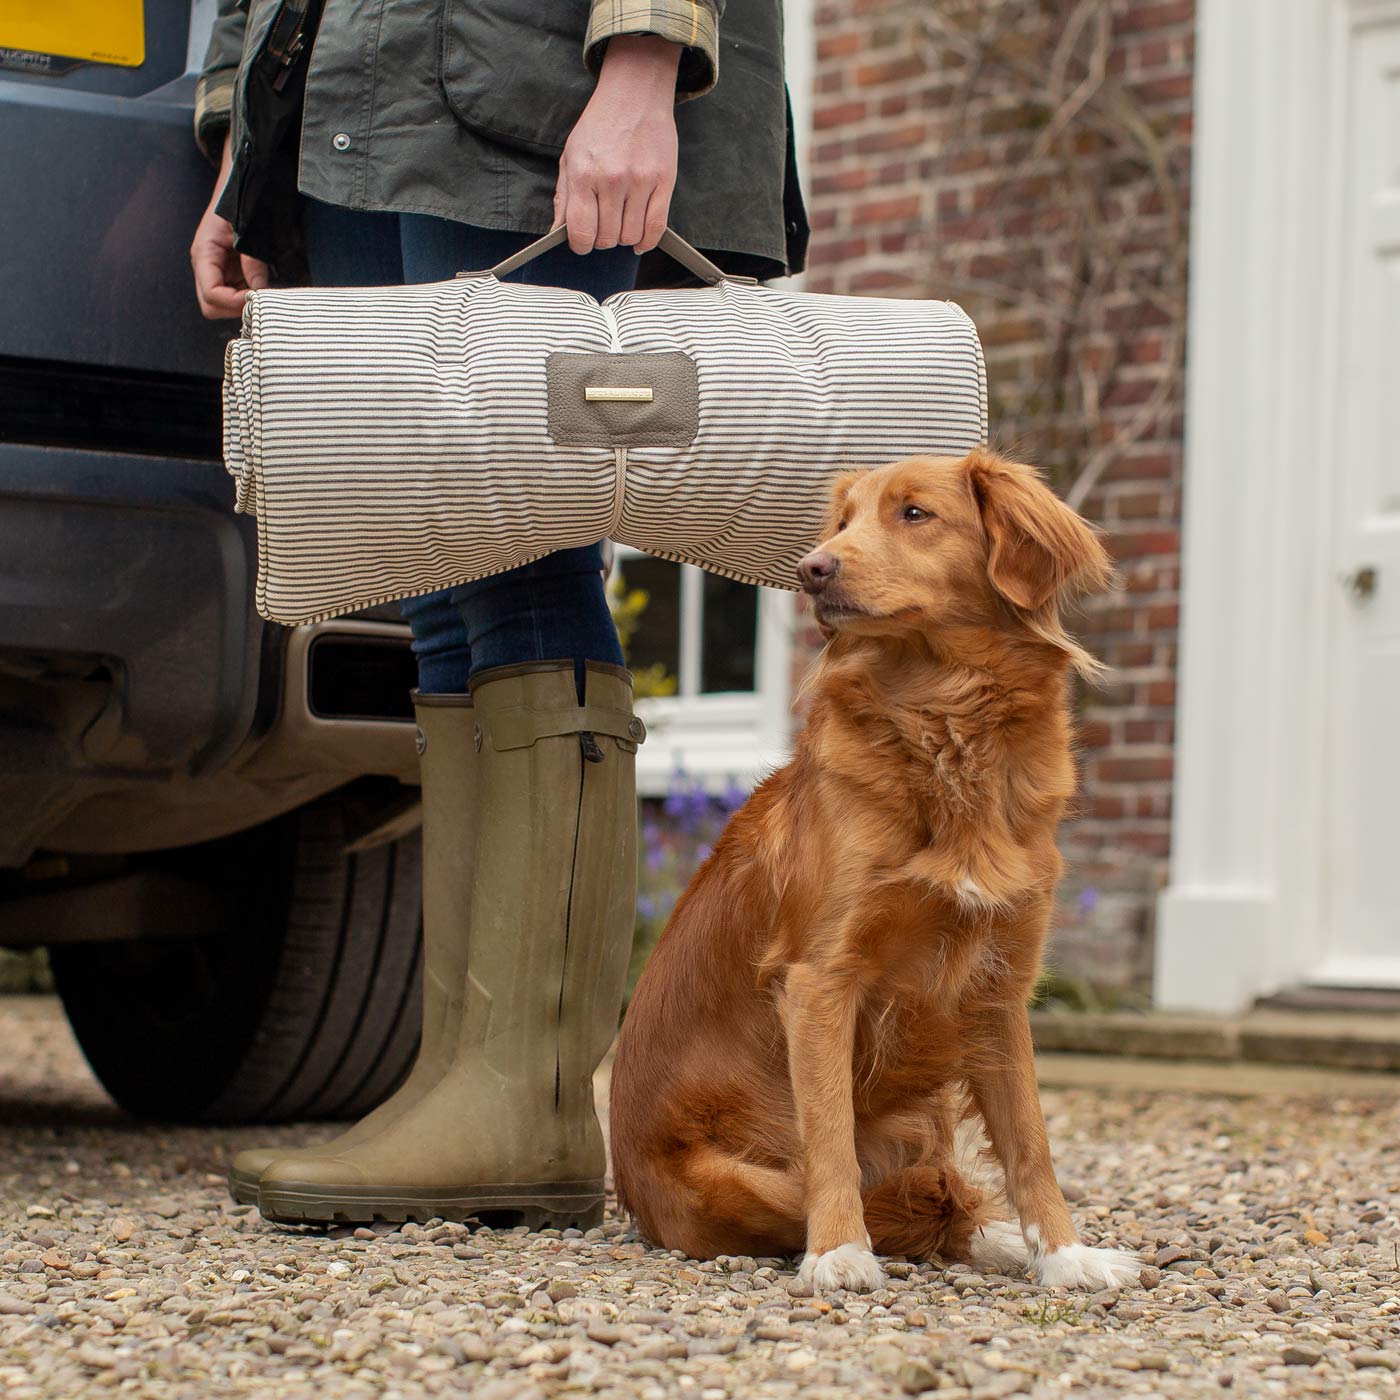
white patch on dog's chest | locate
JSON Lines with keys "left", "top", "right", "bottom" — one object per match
{"left": 956, "top": 876, "right": 991, "bottom": 911}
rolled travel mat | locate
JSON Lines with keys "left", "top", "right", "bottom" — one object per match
{"left": 222, "top": 227, "right": 987, "bottom": 625}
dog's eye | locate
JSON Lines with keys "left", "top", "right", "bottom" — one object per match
{"left": 836, "top": 519, "right": 848, "bottom": 532}
{"left": 902, "top": 505, "right": 933, "bottom": 522}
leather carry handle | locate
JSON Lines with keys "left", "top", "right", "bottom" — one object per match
{"left": 460, "top": 225, "right": 757, "bottom": 286}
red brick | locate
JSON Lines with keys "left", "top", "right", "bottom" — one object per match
{"left": 809, "top": 236, "right": 869, "bottom": 264}
{"left": 813, "top": 101, "right": 868, "bottom": 131}
{"left": 1119, "top": 830, "right": 1173, "bottom": 858}
{"left": 1133, "top": 73, "right": 1194, "bottom": 105}
{"left": 817, "top": 31, "right": 863, "bottom": 59}
{"left": 1115, "top": 644, "right": 1155, "bottom": 668}
{"left": 852, "top": 194, "right": 922, "bottom": 225}
{"left": 1114, "top": 490, "right": 1174, "bottom": 519}
{"left": 855, "top": 55, "right": 926, "bottom": 86}
{"left": 1115, "top": 2, "right": 1193, "bottom": 34}
{"left": 1109, "top": 529, "right": 1180, "bottom": 558}
{"left": 812, "top": 169, "right": 872, "bottom": 196}
{"left": 850, "top": 269, "right": 916, "bottom": 292}
{"left": 1094, "top": 756, "right": 1174, "bottom": 783}
{"left": 1134, "top": 38, "right": 1173, "bottom": 70}
{"left": 854, "top": 124, "right": 928, "bottom": 155}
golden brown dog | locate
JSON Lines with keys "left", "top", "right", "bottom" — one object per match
{"left": 610, "top": 449, "right": 1139, "bottom": 1295}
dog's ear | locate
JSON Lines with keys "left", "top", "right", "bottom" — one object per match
{"left": 967, "top": 452, "right": 1113, "bottom": 610}
{"left": 820, "top": 470, "right": 865, "bottom": 540}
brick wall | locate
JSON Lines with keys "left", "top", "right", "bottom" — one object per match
{"left": 799, "top": 0, "right": 1195, "bottom": 996}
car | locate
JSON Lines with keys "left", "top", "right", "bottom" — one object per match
{"left": 0, "top": 0, "right": 427, "bottom": 1125}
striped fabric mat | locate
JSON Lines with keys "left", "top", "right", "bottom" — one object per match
{"left": 223, "top": 277, "right": 987, "bottom": 625}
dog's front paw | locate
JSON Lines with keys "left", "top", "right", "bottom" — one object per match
{"left": 790, "top": 1242, "right": 888, "bottom": 1297}
{"left": 1033, "top": 1242, "right": 1141, "bottom": 1290}
{"left": 967, "top": 1219, "right": 1031, "bottom": 1275}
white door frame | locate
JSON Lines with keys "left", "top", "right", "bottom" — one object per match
{"left": 1154, "top": 0, "right": 1396, "bottom": 1011}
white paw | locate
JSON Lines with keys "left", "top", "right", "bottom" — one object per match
{"left": 791, "top": 1242, "right": 887, "bottom": 1296}
{"left": 1033, "top": 1242, "right": 1141, "bottom": 1290}
{"left": 967, "top": 1219, "right": 1031, "bottom": 1274}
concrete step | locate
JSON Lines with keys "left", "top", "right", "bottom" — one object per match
{"left": 1034, "top": 1053, "right": 1398, "bottom": 1097}
{"left": 1029, "top": 1008, "right": 1400, "bottom": 1074}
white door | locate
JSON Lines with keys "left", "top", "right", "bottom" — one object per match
{"left": 1314, "top": 14, "right": 1400, "bottom": 986}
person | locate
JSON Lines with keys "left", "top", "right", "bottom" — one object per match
{"left": 189, "top": 0, "right": 806, "bottom": 1228}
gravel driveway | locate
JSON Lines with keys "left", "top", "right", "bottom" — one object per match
{"left": 1, "top": 995, "right": 1397, "bottom": 1399}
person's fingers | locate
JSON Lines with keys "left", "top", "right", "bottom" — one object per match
{"left": 565, "top": 181, "right": 600, "bottom": 255}
{"left": 241, "top": 254, "right": 271, "bottom": 291}
{"left": 635, "top": 180, "right": 672, "bottom": 253}
{"left": 191, "top": 242, "right": 247, "bottom": 319}
{"left": 198, "top": 281, "right": 248, "bottom": 319}
{"left": 592, "top": 169, "right": 625, "bottom": 251}
{"left": 552, "top": 164, "right": 569, "bottom": 235}
{"left": 618, "top": 186, "right": 649, "bottom": 252}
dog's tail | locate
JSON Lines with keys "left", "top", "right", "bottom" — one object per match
{"left": 862, "top": 1165, "right": 1026, "bottom": 1272}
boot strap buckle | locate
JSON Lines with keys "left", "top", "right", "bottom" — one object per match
{"left": 479, "top": 704, "right": 646, "bottom": 753}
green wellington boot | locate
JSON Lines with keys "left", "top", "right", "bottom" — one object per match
{"left": 227, "top": 693, "right": 477, "bottom": 1205}
{"left": 256, "top": 660, "right": 644, "bottom": 1228}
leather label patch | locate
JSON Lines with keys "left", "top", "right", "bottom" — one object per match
{"left": 546, "top": 351, "right": 698, "bottom": 448}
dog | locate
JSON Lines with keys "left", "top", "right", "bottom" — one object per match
{"left": 609, "top": 449, "right": 1140, "bottom": 1296}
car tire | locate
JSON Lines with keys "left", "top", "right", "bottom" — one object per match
{"left": 49, "top": 793, "right": 424, "bottom": 1124}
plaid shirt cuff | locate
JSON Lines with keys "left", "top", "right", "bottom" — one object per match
{"left": 584, "top": 0, "right": 721, "bottom": 100}
{"left": 193, "top": 68, "right": 236, "bottom": 165}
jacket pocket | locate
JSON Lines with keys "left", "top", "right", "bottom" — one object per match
{"left": 439, "top": 0, "right": 595, "bottom": 156}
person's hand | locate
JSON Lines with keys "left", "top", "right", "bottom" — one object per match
{"left": 191, "top": 134, "right": 271, "bottom": 318}
{"left": 554, "top": 34, "right": 680, "bottom": 255}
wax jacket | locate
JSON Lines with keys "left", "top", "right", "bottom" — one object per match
{"left": 195, "top": 0, "right": 808, "bottom": 281}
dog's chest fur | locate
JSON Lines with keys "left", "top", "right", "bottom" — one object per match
{"left": 810, "top": 682, "right": 1053, "bottom": 910}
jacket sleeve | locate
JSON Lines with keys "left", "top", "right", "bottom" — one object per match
{"left": 193, "top": 0, "right": 248, "bottom": 165}
{"left": 583, "top": 0, "right": 724, "bottom": 101}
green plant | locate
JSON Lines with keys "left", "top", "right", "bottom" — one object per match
{"left": 1024, "top": 1296, "right": 1083, "bottom": 1327}
{"left": 606, "top": 571, "right": 677, "bottom": 700}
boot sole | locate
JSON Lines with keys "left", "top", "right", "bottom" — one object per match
{"left": 257, "top": 1179, "right": 605, "bottom": 1231}
{"left": 228, "top": 1165, "right": 262, "bottom": 1206}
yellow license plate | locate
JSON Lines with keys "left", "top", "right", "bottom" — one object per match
{"left": 0, "top": 0, "right": 145, "bottom": 69}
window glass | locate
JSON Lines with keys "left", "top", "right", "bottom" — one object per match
{"left": 700, "top": 573, "right": 758, "bottom": 693}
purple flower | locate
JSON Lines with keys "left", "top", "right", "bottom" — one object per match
{"left": 663, "top": 772, "right": 714, "bottom": 834}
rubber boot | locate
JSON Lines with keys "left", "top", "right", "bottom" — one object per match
{"left": 227, "top": 693, "right": 476, "bottom": 1204}
{"left": 256, "top": 660, "right": 643, "bottom": 1227}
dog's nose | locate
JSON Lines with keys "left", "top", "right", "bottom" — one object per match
{"left": 797, "top": 550, "right": 841, "bottom": 594}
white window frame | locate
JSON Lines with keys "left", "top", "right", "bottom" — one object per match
{"left": 610, "top": 545, "right": 795, "bottom": 796}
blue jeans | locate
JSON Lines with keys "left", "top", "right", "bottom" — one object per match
{"left": 302, "top": 201, "right": 637, "bottom": 695}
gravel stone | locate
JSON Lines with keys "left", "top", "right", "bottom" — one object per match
{"left": 3, "top": 996, "right": 1399, "bottom": 1400}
